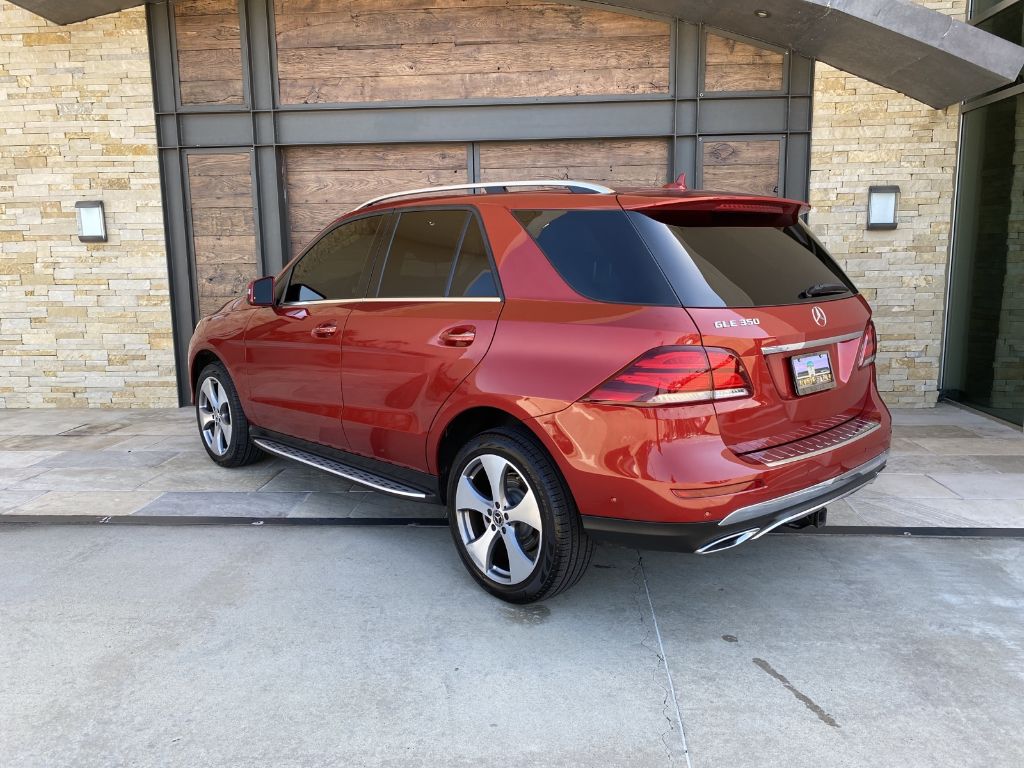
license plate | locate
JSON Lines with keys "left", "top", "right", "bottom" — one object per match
{"left": 790, "top": 351, "right": 835, "bottom": 396}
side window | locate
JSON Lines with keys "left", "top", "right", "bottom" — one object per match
{"left": 285, "top": 215, "right": 383, "bottom": 303}
{"left": 449, "top": 217, "right": 498, "bottom": 298}
{"left": 377, "top": 210, "right": 468, "bottom": 298}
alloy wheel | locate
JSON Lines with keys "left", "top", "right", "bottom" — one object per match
{"left": 455, "top": 454, "right": 543, "bottom": 586}
{"left": 198, "top": 376, "right": 233, "bottom": 457}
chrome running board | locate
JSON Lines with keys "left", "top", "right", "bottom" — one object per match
{"left": 254, "top": 439, "right": 429, "bottom": 499}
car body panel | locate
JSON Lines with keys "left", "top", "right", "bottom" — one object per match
{"left": 340, "top": 298, "right": 502, "bottom": 471}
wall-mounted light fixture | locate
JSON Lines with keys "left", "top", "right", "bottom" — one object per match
{"left": 867, "top": 186, "right": 900, "bottom": 230}
{"left": 75, "top": 200, "right": 107, "bottom": 243}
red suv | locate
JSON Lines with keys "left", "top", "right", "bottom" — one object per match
{"left": 188, "top": 180, "right": 890, "bottom": 603}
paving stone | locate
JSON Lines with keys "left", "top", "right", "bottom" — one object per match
{"left": 10, "top": 491, "right": 164, "bottom": 516}
{"left": 134, "top": 492, "right": 307, "bottom": 517}
{"left": 882, "top": 454, "right": 991, "bottom": 474}
{"left": 0, "top": 435, "right": 128, "bottom": 451}
{"left": 12, "top": 468, "right": 162, "bottom": 492}
{"left": 36, "top": 450, "right": 182, "bottom": 470}
{"left": 929, "top": 473, "right": 1024, "bottom": 501}
{"left": 857, "top": 473, "right": 960, "bottom": 499}
{"left": 0, "top": 491, "right": 46, "bottom": 512}
{"left": 138, "top": 465, "right": 285, "bottom": 492}
{"left": 0, "top": 468, "right": 49, "bottom": 491}
{"left": 845, "top": 497, "right": 980, "bottom": 527}
{"left": 973, "top": 455, "right": 1024, "bottom": 473}
{"left": 0, "top": 451, "right": 61, "bottom": 469}
{"left": 257, "top": 466, "right": 355, "bottom": 493}
{"left": 891, "top": 425, "right": 978, "bottom": 439}
{"left": 908, "top": 438, "right": 1024, "bottom": 456}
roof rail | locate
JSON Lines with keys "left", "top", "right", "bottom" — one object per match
{"left": 352, "top": 179, "right": 614, "bottom": 211}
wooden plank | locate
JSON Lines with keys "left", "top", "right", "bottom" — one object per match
{"left": 179, "top": 80, "right": 245, "bottom": 105}
{"left": 705, "top": 33, "right": 784, "bottom": 93}
{"left": 286, "top": 168, "right": 467, "bottom": 205}
{"left": 702, "top": 140, "right": 780, "bottom": 167}
{"left": 702, "top": 165, "right": 780, "bottom": 196}
{"left": 284, "top": 144, "right": 467, "bottom": 173}
{"left": 187, "top": 174, "right": 253, "bottom": 207}
{"left": 274, "top": 7, "right": 667, "bottom": 49}
{"left": 191, "top": 206, "right": 255, "bottom": 237}
{"left": 275, "top": 37, "right": 669, "bottom": 82}
{"left": 282, "top": 66, "right": 669, "bottom": 104}
{"left": 176, "top": 48, "right": 244, "bottom": 82}
{"left": 479, "top": 138, "right": 669, "bottom": 169}
{"left": 174, "top": 0, "right": 238, "bottom": 18}
{"left": 187, "top": 153, "right": 251, "bottom": 176}
{"left": 277, "top": 0, "right": 548, "bottom": 13}
{"left": 174, "top": 14, "right": 242, "bottom": 51}
{"left": 193, "top": 236, "right": 260, "bottom": 263}
{"left": 480, "top": 165, "right": 668, "bottom": 188}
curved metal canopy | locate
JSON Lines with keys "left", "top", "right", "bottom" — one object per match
{"left": 10, "top": 0, "right": 1024, "bottom": 108}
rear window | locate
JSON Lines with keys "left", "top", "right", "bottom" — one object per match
{"left": 630, "top": 214, "right": 856, "bottom": 308}
{"left": 513, "top": 210, "right": 679, "bottom": 306}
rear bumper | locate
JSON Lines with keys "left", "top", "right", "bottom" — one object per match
{"left": 582, "top": 450, "right": 887, "bottom": 553}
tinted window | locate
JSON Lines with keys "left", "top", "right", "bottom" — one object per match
{"left": 449, "top": 217, "right": 498, "bottom": 298}
{"left": 377, "top": 210, "right": 467, "bottom": 298}
{"left": 630, "top": 213, "right": 855, "bottom": 307}
{"left": 513, "top": 210, "right": 678, "bottom": 306}
{"left": 285, "top": 216, "right": 383, "bottom": 302}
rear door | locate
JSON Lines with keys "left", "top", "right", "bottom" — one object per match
{"left": 341, "top": 208, "right": 502, "bottom": 471}
{"left": 627, "top": 202, "right": 874, "bottom": 452}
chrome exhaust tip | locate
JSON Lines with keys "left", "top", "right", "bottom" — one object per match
{"left": 696, "top": 528, "right": 760, "bottom": 555}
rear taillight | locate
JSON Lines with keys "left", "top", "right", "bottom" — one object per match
{"left": 584, "top": 346, "right": 752, "bottom": 406}
{"left": 858, "top": 322, "right": 877, "bottom": 368}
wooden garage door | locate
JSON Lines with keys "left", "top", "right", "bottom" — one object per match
{"left": 478, "top": 139, "right": 671, "bottom": 189}
{"left": 282, "top": 144, "right": 470, "bottom": 257}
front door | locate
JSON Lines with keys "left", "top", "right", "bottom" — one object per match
{"left": 245, "top": 214, "right": 386, "bottom": 448}
{"left": 342, "top": 208, "right": 502, "bottom": 470}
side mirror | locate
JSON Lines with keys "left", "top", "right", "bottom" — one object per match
{"left": 247, "top": 276, "right": 275, "bottom": 307}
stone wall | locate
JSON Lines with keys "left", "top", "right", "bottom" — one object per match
{"left": 808, "top": 0, "right": 964, "bottom": 407}
{"left": 0, "top": 1, "right": 176, "bottom": 408}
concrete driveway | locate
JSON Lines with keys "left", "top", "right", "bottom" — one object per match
{"left": 1, "top": 525, "right": 1022, "bottom": 768}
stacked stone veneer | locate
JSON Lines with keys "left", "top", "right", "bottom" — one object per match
{"left": 0, "top": 1, "right": 176, "bottom": 408}
{"left": 809, "top": 0, "right": 965, "bottom": 408}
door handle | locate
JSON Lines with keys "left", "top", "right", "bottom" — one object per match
{"left": 311, "top": 322, "right": 338, "bottom": 338}
{"left": 440, "top": 326, "right": 476, "bottom": 347}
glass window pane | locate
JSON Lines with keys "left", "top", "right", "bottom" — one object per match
{"left": 513, "top": 210, "right": 679, "bottom": 306}
{"left": 449, "top": 217, "right": 497, "bottom": 298}
{"left": 629, "top": 214, "right": 854, "bottom": 307}
{"left": 378, "top": 210, "right": 468, "bottom": 298}
{"left": 976, "top": 2, "right": 1023, "bottom": 47}
{"left": 944, "top": 93, "right": 1024, "bottom": 426}
{"left": 286, "top": 215, "right": 382, "bottom": 302}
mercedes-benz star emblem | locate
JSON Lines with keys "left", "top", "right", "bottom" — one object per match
{"left": 812, "top": 306, "right": 827, "bottom": 327}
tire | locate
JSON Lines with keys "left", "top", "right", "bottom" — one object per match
{"left": 447, "top": 427, "right": 593, "bottom": 603}
{"left": 195, "top": 362, "right": 263, "bottom": 468}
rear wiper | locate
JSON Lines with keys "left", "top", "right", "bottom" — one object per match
{"left": 800, "top": 283, "right": 849, "bottom": 299}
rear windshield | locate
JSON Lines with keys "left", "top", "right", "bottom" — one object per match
{"left": 630, "top": 214, "right": 856, "bottom": 308}
{"left": 514, "top": 208, "right": 855, "bottom": 309}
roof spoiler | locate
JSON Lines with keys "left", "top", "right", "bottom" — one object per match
{"left": 618, "top": 191, "right": 810, "bottom": 226}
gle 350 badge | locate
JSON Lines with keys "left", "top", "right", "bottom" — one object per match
{"left": 714, "top": 318, "right": 761, "bottom": 329}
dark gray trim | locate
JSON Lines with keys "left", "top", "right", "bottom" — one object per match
{"left": 962, "top": 81, "right": 1024, "bottom": 112}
